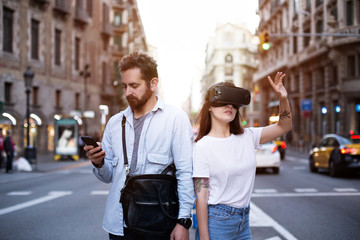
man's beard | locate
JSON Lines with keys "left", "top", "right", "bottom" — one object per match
{"left": 126, "top": 87, "right": 153, "bottom": 110}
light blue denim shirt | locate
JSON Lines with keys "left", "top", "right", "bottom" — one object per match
{"left": 93, "top": 97, "right": 195, "bottom": 236}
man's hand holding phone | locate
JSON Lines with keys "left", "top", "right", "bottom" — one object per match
{"left": 81, "top": 136, "right": 105, "bottom": 168}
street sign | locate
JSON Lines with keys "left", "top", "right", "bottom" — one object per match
{"left": 301, "top": 99, "right": 312, "bottom": 111}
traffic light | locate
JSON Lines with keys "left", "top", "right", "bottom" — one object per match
{"left": 260, "top": 31, "right": 271, "bottom": 51}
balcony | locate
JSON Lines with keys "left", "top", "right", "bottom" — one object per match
{"left": 102, "top": 22, "right": 112, "bottom": 36}
{"left": 33, "top": 0, "right": 50, "bottom": 10}
{"left": 113, "top": 23, "right": 127, "bottom": 33}
{"left": 112, "top": 45, "right": 126, "bottom": 57}
{"left": 53, "top": 0, "right": 71, "bottom": 15}
{"left": 74, "top": 7, "right": 89, "bottom": 25}
{"left": 113, "top": 0, "right": 125, "bottom": 11}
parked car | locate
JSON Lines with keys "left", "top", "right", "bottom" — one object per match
{"left": 256, "top": 141, "right": 280, "bottom": 174}
{"left": 274, "top": 137, "right": 286, "bottom": 160}
{"left": 309, "top": 134, "right": 360, "bottom": 177}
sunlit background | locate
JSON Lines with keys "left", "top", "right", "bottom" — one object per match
{"left": 137, "top": 0, "right": 260, "bottom": 111}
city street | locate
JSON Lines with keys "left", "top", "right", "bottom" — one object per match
{"left": 0, "top": 150, "right": 359, "bottom": 240}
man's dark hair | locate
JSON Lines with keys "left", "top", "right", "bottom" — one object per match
{"left": 119, "top": 51, "right": 158, "bottom": 85}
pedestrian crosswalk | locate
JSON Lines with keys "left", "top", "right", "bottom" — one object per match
{"left": 3, "top": 187, "right": 358, "bottom": 201}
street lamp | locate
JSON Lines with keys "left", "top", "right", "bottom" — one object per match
{"left": 80, "top": 64, "right": 90, "bottom": 135}
{"left": 23, "top": 66, "right": 35, "bottom": 164}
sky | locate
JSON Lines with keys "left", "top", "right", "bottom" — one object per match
{"left": 137, "top": 0, "right": 260, "bottom": 112}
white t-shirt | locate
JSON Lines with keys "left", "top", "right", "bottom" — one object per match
{"left": 192, "top": 127, "right": 263, "bottom": 208}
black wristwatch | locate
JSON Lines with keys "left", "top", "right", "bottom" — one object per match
{"left": 177, "top": 218, "right": 192, "bottom": 229}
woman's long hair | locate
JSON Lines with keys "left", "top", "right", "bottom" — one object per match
{"left": 195, "top": 82, "right": 244, "bottom": 142}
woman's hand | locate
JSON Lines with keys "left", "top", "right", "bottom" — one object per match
{"left": 267, "top": 72, "right": 287, "bottom": 98}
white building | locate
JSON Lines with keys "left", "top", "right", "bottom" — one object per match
{"left": 201, "top": 23, "right": 260, "bottom": 127}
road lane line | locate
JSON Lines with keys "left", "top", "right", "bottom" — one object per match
{"left": 334, "top": 188, "right": 358, "bottom": 192}
{"left": 294, "top": 188, "right": 318, "bottom": 193}
{"left": 252, "top": 192, "right": 360, "bottom": 197}
{"left": 254, "top": 189, "right": 278, "bottom": 193}
{"left": 91, "top": 190, "right": 109, "bottom": 195}
{"left": 250, "top": 202, "right": 298, "bottom": 240}
{"left": 7, "top": 191, "right": 32, "bottom": 196}
{"left": 0, "top": 191, "right": 72, "bottom": 216}
{"left": 286, "top": 156, "right": 308, "bottom": 164}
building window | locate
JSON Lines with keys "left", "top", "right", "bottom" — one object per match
{"left": 346, "top": 0, "right": 354, "bottom": 26}
{"left": 293, "top": 36, "right": 297, "bottom": 54}
{"left": 102, "top": 62, "right": 108, "bottom": 85}
{"left": 3, "top": 7, "right": 14, "bottom": 53}
{"left": 347, "top": 55, "right": 356, "bottom": 77}
{"left": 303, "top": 28, "right": 310, "bottom": 47}
{"left": 86, "top": 0, "right": 93, "bottom": 17}
{"left": 32, "top": 86, "right": 39, "bottom": 106}
{"left": 75, "top": 93, "right": 80, "bottom": 110}
{"left": 113, "top": 12, "right": 122, "bottom": 26}
{"left": 55, "top": 29, "right": 61, "bottom": 65}
{"left": 75, "top": 37, "right": 80, "bottom": 70}
{"left": 31, "top": 19, "right": 40, "bottom": 60}
{"left": 225, "top": 67, "right": 233, "bottom": 76}
{"left": 4, "top": 82, "right": 12, "bottom": 103}
{"left": 225, "top": 54, "right": 233, "bottom": 63}
{"left": 113, "top": 35, "right": 122, "bottom": 51}
{"left": 316, "top": 20, "right": 323, "bottom": 40}
{"left": 55, "top": 90, "right": 61, "bottom": 107}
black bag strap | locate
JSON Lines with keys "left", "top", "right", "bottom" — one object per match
{"left": 122, "top": 115, "right": 129, "bottom": 175}
{"left": 121, "top": 115, "right": 176, "bottom": 176}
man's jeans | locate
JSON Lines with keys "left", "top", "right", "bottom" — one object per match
{"left": 195, "top": 204, "right": 251, "bottom": 240}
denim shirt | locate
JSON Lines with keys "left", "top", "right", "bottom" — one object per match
{"left": 92, "top": 97, "right": 195, "bottom": 236}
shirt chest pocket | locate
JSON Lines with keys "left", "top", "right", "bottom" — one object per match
{"left": 146, "top": 153, "right": 169, "bottom": 173}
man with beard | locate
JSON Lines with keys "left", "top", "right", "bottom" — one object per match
{"left": 84, "top": 52, "right": 194, "bottom": 240}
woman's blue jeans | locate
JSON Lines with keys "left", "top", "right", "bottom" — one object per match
{"left": 195, "top": 204, "right": 251, "bottom": 240}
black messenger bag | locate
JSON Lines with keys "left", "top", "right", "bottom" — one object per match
{"left": 119, "top": 116, "right": 179, "bottom": 238}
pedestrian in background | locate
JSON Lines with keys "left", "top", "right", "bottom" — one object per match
{"left": 193, "top": 72, "right": 292, "bottom": 239}
{"left": 84, "top": 51, "right": 194, "bottom": 240}
{"left": 3, "top": 130, "right": 15, "bottom": 174}
{"left": 0, "top": 128, "right": 4, "bottom": 170}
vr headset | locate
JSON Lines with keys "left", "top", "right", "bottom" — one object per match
{"left": 209, "top": 85, "right": 251, "bottom": 108}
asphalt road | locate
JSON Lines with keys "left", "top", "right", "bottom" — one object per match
{"left": 0, "top": 150, "right": 359, "bottom": 240}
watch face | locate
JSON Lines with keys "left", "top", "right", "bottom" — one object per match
{"left": 184, "top": 218, "right": 192, "bottom": 228}
{"left": 178, "top": 218, "right": 192, "bottom": 229}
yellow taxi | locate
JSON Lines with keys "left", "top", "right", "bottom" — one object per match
{"left": 309, "top": 134, "right": 360, "bottom": 177}
{"left": 274, "top": 137, "right": 286, "bottom": 160}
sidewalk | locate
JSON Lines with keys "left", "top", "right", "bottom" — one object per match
{"left": 0, "top": 153, "right": 92, "bottom": 183}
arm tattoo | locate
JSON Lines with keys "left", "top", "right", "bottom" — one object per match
{"left": 279, "top": 109, "right": 291, "bottom": 120}
{"left": 194, "top": 178, "right": 209, "bottom": 193}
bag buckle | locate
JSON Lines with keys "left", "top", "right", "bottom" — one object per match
{"left": 125, "top": 164, "right": 130, "bottom": 175}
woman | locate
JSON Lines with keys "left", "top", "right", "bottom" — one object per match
{"left": 193, "top": 72, "right": 292, "bottom": 240}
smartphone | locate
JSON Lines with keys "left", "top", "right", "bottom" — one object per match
{"left": 81, "top": 136, "right": 102, "bottom": 153}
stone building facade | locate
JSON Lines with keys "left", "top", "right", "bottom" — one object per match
{"left": 0, "top": 0, "right": 148, "bottom": 156}
{"left": 201, "top": 23, "right": 259, "bottom": 127}
{"left": 254, "top": 0, "right": 360, "bottom": 149}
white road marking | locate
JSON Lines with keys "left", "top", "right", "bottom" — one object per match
{"left": 287, "top": 156, "right": 308, "bottom": 164}
{"left": 7, "top": 191, "right": 32, "bottom": 196}
{"left": 250, "top": 202, "right": 298, "bottom": 240}
{"left": 265, "top": 237, "right": 282, "bottom": 240}
{"left": 294, "top": 188, "right": 318, "bottom": 193}
{"left": 334, "top": 188, "right": 358, "bottom": 192}
{"left": 254, "top": 189, "right": 278, "bottom": 193}
{"left": 0, "top": 191, "right": 72, "bottom": 216}
{"left": 293, "top": 166, "right": 306, "bottom": 170}
{"left": 91, "top": 190, "right": 109, "bottom": 195}
{"left": 252, "top": 192, "right": 360, "bottom": 197}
